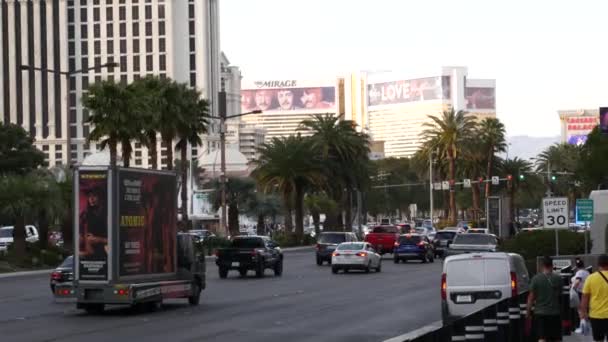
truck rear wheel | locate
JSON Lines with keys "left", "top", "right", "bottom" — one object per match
{"left": 273, "top": 260, "right": 283, "bottom": 276}
{"left": 188, "top": 282, "right": 201, "bottom": 305}
{"left": 219, "top": 267, "right": 228, "bottom": 279}
{"left": 255, "top": 261, "right": 265, "bottom": 278}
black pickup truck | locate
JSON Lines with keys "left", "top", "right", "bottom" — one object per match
{"left": 215, "top": 236, "right": 283, "bottom": 278}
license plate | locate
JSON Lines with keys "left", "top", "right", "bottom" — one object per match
{"left": 456, "top": 295, "right": 473, "bottom": 303}
{"left": 441, "top": 241, "right": 448, "bottom": 246}
{"left": 231, "top": 262, "right": 239, "bottom": 267}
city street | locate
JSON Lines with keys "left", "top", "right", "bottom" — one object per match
{"left": 0, "top": 249, "right": 442, "bottom": 342}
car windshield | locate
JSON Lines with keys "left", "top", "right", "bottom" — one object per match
{"left": 453, "top": 234, "right": 496, "bottom": 245}
{"left": 435, "top": 231, "right": 456, "bottom": 239}
{"left": 232, "top": 238, "right": 264, "bottom": 248}
{"left": 336, "top": 243, "right": 364, "bottom": 251}
{"left": 59, "top": 256, "right": 74, "bottom": 268}
{"left": 422, "top": 220, "right": 433, "bottom": 228}
{"left": 399, "top": 235, "right": 421, "bottom": 244}
{"left": 318, "top": 233, "right": 346, "bottom": 244}
{"left": 372, "top": 226, "right": 398, "bottom": 234}
{"left": 0, "top": 228, "right": 12, "bottom": 238}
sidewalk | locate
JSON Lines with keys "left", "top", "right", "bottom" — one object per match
{"left": 564, "top": 332, "right": 592, "bottom": 341}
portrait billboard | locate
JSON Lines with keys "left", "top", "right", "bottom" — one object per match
{"left": 465, "top": 87, "right": 496, "bottom": 110}
{"left": 241, "top": 81, "right": 336, "bottom": 113}
{"left": 118, "top": 170, "right": 176, "bottom": 277}
{"left": 77, "top": 170, "right": 109, "bottom": 281}
{"left": 192, "top": 192, "right": 214, "bottom": 217}
{"left": 367, "top": 76, "right": 450, "bottom": 107}
{"left": 601, "top": 107, "right": 608, "bottom": 134}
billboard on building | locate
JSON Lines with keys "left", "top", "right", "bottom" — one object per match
{"left": 77, "top": 170, "right": 110, "bottom": 281}
{"left": 601, "top": 107, "right": 608, "bottom": 134}
{"left": 241, "top": 80, "right": 336, "bottom": 113}
{"left": 367, "top": 76, "right": 450, "bottom": 107}
{"left": 118, "top": 170, "right": 176, "bottom": 278}
{"left": 567, "top": 134, "right": 588, "bottom": 146}
{"left": 465, "top": 87, "right": 496, "bottom": 110}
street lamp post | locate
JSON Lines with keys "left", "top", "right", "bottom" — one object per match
{"left": 209, "top": 91, "right": 261, "bottom": 236}
{"left": 19, "top": 62, "right": 119, "bottom": 166}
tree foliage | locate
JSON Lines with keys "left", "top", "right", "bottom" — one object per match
{"left": 0, "top": 123, "right": 44, "bottom": 175}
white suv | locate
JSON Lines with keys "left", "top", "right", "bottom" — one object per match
{"left": 441, "top": 252, "right": 529, "bottom": 324}
{"left": 0, "top": 225, "right": 40, "bottom": 252}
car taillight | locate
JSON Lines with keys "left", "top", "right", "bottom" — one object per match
{"left": 511, "top": 272, "right": 517, "bottom": 297}
{"left": 356, "top": 252, "right": 367, "bottom": 257}
{"left": 51, "top": 272, "right": 62, "bottom": 280}
{"left": 332, "top": 252, "right": 340, "bottom": 257}
{"left": 417, "top": 242, "right": 425, "bottom": 247}
{"left": 394, "top": 241, "right": 399, "bottom": 247}
{"left": 441, "top": 273, "right": 447, "bottom": 300}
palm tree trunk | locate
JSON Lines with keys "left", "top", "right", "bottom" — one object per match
{"left": 180, "top": 144, "right": 189, "bottom": 226}
{"left": 147, "top": 132, "right": 158, "bottom": 170}
{"left": 472, "top": 182, "right": 481, "bottom": 222}
{"left": 345, "top": 190, "right": 353, "bottom": 231}
{"left": 283, "top": 193, "right": 293, "bottom": 232}
{"left": 485, "top": 148, "right": 494, "bottom": 197}
{"left": 122, "top": 140, "right": 131, "bottom": 168}
{"left": 109, "top": 141, "right": 118, "bottom": 167}
{"left": 228, "top": 204, "right": 239, "bottom": 236}
{"left": 294, "top": 184, "right": 305, "bottom": 243}
{"left": 448, "top": 155, "right": 457, "bottom": 224}
{"left": 38, "top": 209, "right": 49, "bottom": 250}
{"left": 13, "top": 214, "right": 26, "bottom": 260}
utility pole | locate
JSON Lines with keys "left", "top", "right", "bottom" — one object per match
{"left": 218, "top": 91, "right": 228, "bottom": 236}
{"left": 429, "top": 151, "right": 434, "bottom": 221}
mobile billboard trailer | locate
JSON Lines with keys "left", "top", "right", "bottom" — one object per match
{"left": 55, "top": 166, "right": 205, "bottom": 313}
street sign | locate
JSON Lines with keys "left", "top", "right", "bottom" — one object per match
{"left": 491, "top": 176, "right": 499, "bottom": 185}
{"left": 463, "top": 179, "right": 471, "bottom": 188}
{"left": 552, "top": 259, "right": 571, "bottom": 271}
{"left": 433, "top": 182, "right": 441, "bottom": 190}
{"left": 441, "top": 181, "right": 450, "bottom": 190}
{"left": 576, "top": 199, "right": 594, "bottom": 222}
{"left": 543, "top": 197, "right": 569, "bottom": 229}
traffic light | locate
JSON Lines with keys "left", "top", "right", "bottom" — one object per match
{"left": 551, "top": 175, "right": 557, "bottom": 182}
{"left": 518, "top": 174, "right": 525, "bottom": 181}
{"left": 507, "top": 174, "right": 513, "bottom": 188}
{"left": 506, "top": 174, "right": 513, "bottom": 181}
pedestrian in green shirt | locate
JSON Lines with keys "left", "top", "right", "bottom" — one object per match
{"left": 526, "top": 256, "right": 563, "bottom": 342}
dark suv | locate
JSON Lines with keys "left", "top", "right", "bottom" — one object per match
{"left": 432, "top": 230, "right": 458, "bottom": 258}
{"left": 315, "top": 232, "right": 358, "bottom": 265}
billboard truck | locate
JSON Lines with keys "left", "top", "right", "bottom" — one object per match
{"left": 54, "top": 166, "right": 206, "bottom": 313}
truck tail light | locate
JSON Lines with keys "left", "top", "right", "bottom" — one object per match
{"left": 355, "top": 252, "right": 367, "bottom": 257}
{"left": 511, "top": 272, "right": 517, "bottom": 297}
{"left": 117, "top": 289, "right": 129, "bottom": 296}
{"left": 51, "top": 271, "right": 62, "bottom": 280}
{"left": 441, "top": 273, "right": 447, "bottom": 300}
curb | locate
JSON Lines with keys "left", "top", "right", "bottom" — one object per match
{"left": 382, "top": 320, "right": 443, "bottom": 342}
{"left": 0, "top": 268, "right": 53, "bottom": 279}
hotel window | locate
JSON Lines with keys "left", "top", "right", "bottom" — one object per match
{"left": 106, "top": 7, "right": 113, "bottom": 21}
{"left": 94, "top": 8, "right": 100, "bottom": 21}
{"left": 133, "top": 55, "right": 140, "bottom": 71}
{"left": 159, "top": 38, "right": 165, "bottom": 52}
{"left": 145, "top": 6, "right": 152, "bottom": 19}
{"left": 159, "top": 54, "right": 166, "bottom": 71}
{"left": 132, "top": 22, "right": 139, "bottom": 36}
{"left": 120, "top": 39, "right": 126, "bottom": 53}
{"left": 119, "top": 6, "right": 126, "bottom": 21}
{"left": 145, "top": 22, "right": 152, "bottom": 36}
{"left": 158, "top": 21, "right": 165, "bottom": 36}
{"left": 158, "top": 5, "right": 165, "bottom": 19}
{"left": 107, "top": 40, "right": 114, "bottom": 54}
{"left": 132, "top": 6, "right": 139, "bottom": 20}
{"left": 106, "top": 23, "right": 113, "bottom": 35}
{"left": 133, "top": 39, "right": 140, "bottom": 53}
{"left": 146, "top": 39, "right": 152, "bottom": 53}
{"left": 120, "top": 23, "right": 126, "bottom": 37}
{"left": 146, "top": 55, "right": 153, "bottom": 71}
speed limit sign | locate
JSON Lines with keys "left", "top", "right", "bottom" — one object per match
{"left": 543, "top": 197, "right": 569, "bottom": 229}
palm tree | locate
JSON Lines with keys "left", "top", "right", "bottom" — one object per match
{"left": 246, "top": 193, "right": 282, "bottom": 236}
{"left": 460, "top": 138, "right": 487, "bottom": 222}
{"left": 478, "top": 118, "right": 507, "bottom": 197}
{"left": 210, "top": 177, "right": 256, "bottom": 237}
{"left": 304, "top": 193, "right": 338, "bottom": 237}
{"left": 175, "top": 87, "right": 209, "bottom": 226}
{"left": 157, "top": 80, "right": 186, "bottom": 170}
{"left": 83, "top": 80, "right": 141, "bottom": 167}
{"left": 253, "top": 135, "right": 325, "bottom": 242}
{"left": 298, "top": 114, "right": 370, "bottom": 230}
{"left": 535, "top": 143, "right": 582, "bottom": 207}
{"left": 422, "top": 109, "right": 477, "bottom": 224}
{"left": 500, "top": 157, "right": 533, "bottom": 229}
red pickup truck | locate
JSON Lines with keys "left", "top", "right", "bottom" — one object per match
{"left": 364, "top": 225, "right": 400, "bottom": 255}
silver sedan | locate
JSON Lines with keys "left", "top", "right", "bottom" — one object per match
{"left": 331, "top": 242, "right": 382, "bottom": 274}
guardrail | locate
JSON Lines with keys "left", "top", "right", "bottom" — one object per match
{"left": 397, "top": 268, "right": 578, "bottom": 342}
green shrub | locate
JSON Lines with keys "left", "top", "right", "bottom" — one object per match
{"left": 500, "top": 230, "right": 590, "bottom": 261}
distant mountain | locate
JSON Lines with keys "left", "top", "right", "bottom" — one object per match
{"left": 504, "top": 135, "right": 561, "bottom": 161}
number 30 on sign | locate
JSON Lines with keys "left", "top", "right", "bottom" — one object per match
{"left": 543, "top": 197, "right": 569, "bottom": 229}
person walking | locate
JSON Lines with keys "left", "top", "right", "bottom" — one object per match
{"left": 572, "top": 258, "right": 590, "bottom": 330}
{"left": 527, "top": 256, "right": 563, "bottom": 342}
{"left": 580, "top": 255, "right": 608, "bottom": 341}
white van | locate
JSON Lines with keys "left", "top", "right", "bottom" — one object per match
{"left": 441, "top": 252, "right": 529, "bottom": 324}
{"left": 0, "top": 225, "right": 40, "bottom": 252}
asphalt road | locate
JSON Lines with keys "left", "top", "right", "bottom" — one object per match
{"left": 0, "top": 249, "right": 442, "bottom": 342}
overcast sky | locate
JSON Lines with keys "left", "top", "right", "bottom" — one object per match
{"left": 220, "top": 0, "right": 608, "bottom": 137}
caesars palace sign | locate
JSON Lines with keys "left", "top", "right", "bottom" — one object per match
{"left": 253, "top": 80, "right": 297, "bottom": 88}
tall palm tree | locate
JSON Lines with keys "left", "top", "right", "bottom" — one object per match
{"left": 478, "top": 118, "right": 507, "bottom": 197}
{"left": 83, "top": 80, "right": 139, "bottom": 167}
{"left": 422, "top": 109, "right": 477, "bottom": 224}
{"left": 500, "top": 157, "right": 533, "bottom": 228}
{"left": 253, "top": 135, "right": 325, "bottom": 241}
{"left": 298, "top": 114, "right": 370, "bottom": 230}
{"left": 157, "top": 80, "right": 186, "bottom": 170}
{"left": 175, "top": 88, "right": 209, "bottom": 226}
{"left": 460, "top": 139, "right": 486, "bottom": 222}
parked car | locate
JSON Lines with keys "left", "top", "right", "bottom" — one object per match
{"left": 50, "top": 255, "right": 74, "bottom": 295}
{"left": 0, "top": 225, "right": 39, "bottom": 252}
{"left": 331, "top": 242, "right": 382, "bottom": 274}
{"left": 316, "top": 232, "right": 358, "bottom": 265}
{"left": 445, "top": 233, "right": 498, "bottom": 257}
{"left": 432, "top": 230, "right": 459, "bottom": 258}
{"left": 364, "top": 225, "right": 400, "bottom": 255}
{"left": 215, "top": 236, "right": 283, "bottom": 278}
{"left": 393, "top": 234, "right": 435, "bottom": 263}
{"left": 441, "top": 252, "right": 529, "bottom": 324}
